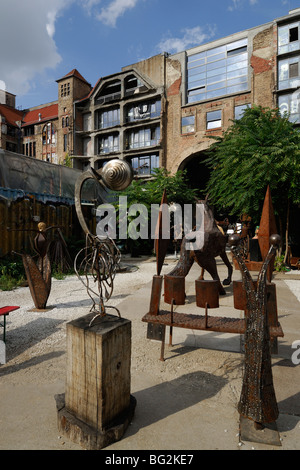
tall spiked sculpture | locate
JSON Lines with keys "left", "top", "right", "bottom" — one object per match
{"left": 229, "top": 232, "right": 280, "bottom": 427}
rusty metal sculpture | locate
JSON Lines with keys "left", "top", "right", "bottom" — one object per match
{"left": 74, "top": 160, "right": 133, "bottom": 325}
{"left": 166, "top": 197, "right": 233, "bottom": 295}
{"left": 143, "top": 190, "right": 283, "bottom": 366}
{"left": 229, "top": 233, "right": 280, "bottom": 429}
{"left": 11, "top": 222, "right": 58, "bottom": 309}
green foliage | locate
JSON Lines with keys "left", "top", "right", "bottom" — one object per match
{"left": 274, "top": 255, "right": 290, "bottom": 272}
{"left": 204, "top": 105, "right": 300, "bottom": 225}
{"left": 52, "top": 265, "right": 67, "bottom": 280}
{"left": 117, "top": 168, "right": 198, "bottom": 207}
{"left": 0, "top": 256, "right": 25, "bottom": 290}
{"left": 111, "top": 168, "right": 199, "bottom": 256}
{"left": 63, "top": 152, "right": 73, "bottom": 167}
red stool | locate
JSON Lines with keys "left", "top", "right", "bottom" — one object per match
{"left": 0, "top": 306, "right": 19, "bottom": 342}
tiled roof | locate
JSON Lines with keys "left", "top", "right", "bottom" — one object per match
{"left": 22, "top": 103, "right": 58, "bottom": 126}
{"left": 57, "top": 68, "right": 91, "bottom": 85}
{"left": 0, "top": 104, "right": 24, "bottom": 127}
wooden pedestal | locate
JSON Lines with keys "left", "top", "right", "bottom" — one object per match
{"left": 56, "top": 312, "right": 136, "bottom": 450}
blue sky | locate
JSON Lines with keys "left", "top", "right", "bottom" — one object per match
{"left": 0, "top": 0, "right": 299, "bottom": 110}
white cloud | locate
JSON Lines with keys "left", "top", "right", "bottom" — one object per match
{"left": 156, "top": 25, "right": 217, "bottom": 54}
{"left": 81, "top": 0, "right": 102, "bottom": 15}
{"left": 96, "top": 0, "right": 139, "bottom": 27}
{"left": 0, "top": 0, "right": 72, "bottom": 97}
{"left": 0, "top": 0, "right": 141, "bottom": 101}
{"left": 228, "top": 0, "right": 258, "bottom": 11}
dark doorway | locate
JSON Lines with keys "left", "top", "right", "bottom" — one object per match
{"left": 179, "top": 152, "right": 211, "bottom": 197}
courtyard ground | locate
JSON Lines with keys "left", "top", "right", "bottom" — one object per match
{"left": 0, "top": 253, "right": 299, "bottom": 451}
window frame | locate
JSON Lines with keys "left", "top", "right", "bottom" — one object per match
{"left": 187, "top": 38, "right": 248, "bottom": 103}
{"left": 181, "top": 115, "right": 195, "bottom": 134}
{"left": 206, "top": 110, "right": 222, "bottom": 130}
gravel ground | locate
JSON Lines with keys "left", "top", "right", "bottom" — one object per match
{"left": 0, "top": 255, "right": 299, "bottom": 451}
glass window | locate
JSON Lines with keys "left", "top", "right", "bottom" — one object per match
{"left": 234, "top": 104, "right": 250, "bottom": 120}
{"left": 278, "top": 56, "right": 300, "bottom": 90}
{"left": 126, "top": 99, "right": 161, "bottom": 122}
{"left": 127, "top": 126, "right": 160, "bottom": 149}
{"left": 98, "top": 133, "right": 119, "bottom": 154}
{"left": 98, "top": 108, "right": 120, "bottom": 129}
{"left": 182, "top": 115, "right": 195, "bottom": 133}
{"left": 187, "top": 38, "right": 248, "bottom": 103}
{"left": 279, "top": 92, "right": 300, "bottom": 123}
{"left": 206, "top": 110, "right": 222, "bottom": 129}
{"left": 130, "top": 154, "right": 159, "bottom": 176}
{"left": 278, "top": 22, "right": 300, "bottom": 54}
{"left": 63, "top": 134, "right": 67, "bottom": 152}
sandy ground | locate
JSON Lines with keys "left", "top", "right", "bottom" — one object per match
{"left": 0, "top": 254, "right": 299, "bottom": 451}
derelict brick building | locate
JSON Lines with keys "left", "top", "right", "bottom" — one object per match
{"left": 1, "top": 8, "right": 300, "bottom": 189}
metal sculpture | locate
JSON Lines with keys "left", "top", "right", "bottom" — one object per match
{"left": 143, "top": 191, "right": 283, "bottom": 366}
{"left": 11, "top": 222, "right": 58, "bottom": 309}
{"left": 166, "top": 197, "right": 233, "bottom": 295}
{"left": 228, "top": 233, "right": 281, "bottom": 429}
{"left": 74, "top": 160, "right": 133, "bottom": 324}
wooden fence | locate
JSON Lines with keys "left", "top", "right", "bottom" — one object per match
{"left": 0, "top": 198, "right": 76, "bottom": 257}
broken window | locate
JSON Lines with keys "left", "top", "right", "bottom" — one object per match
{"left": 290, "top": 26, "right": 299, "bottom": 43}
{"left": 278, "top": 22, "right": 300, "bottom": 54}
{"left": 126, "top": 99, "right": 161, "bottom": 122}
{"left": 96, "top": 80, "right": 121, "bottom": 104}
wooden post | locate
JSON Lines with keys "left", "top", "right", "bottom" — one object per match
{"left": 56, "top": 313, "right": 136, "bottom": 450}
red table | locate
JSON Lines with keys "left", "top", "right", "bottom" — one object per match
{"left": 0, "top": 306, "right": 20, "bottom": 342}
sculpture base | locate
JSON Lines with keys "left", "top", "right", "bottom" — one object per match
{"left": 240, "top": 416, "right": 281, "bottom": 447}
{"left": 28, "top": 306, "right": 54, "bottom": 312}
{"left": 0, "top": 340, "right": 6, "bottom": 364}
{"left": 55, "top": 393, "right": 136, "bottom": 450}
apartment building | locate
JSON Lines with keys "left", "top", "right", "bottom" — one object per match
{"left": 71, "top": 8, "right": 300, "bottom": 188}
{"left": 72, "top": 54, "right": 166, "bottom": 177}
{"left": 0, "top": 91, "right": 23, "bottom": 154}
{"left": 1, "top": 8, "right": 300, "bottom": 187}
{"left": 0, "top": 69, "right": 92, "bottom": 165}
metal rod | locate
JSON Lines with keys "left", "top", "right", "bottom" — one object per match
{"left": 169, "top": 298, "right": 174, "bottom": 346}
{"left": 205, "top": 302, "right": 208, "bottom": 329}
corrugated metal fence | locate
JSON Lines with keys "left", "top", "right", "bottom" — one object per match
{"left": 0, "top": 198, "right": 74, "bottom": 257}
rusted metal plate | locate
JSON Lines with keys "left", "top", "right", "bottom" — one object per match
{"left": 148, "top": 275, "right": 163, "bottom": 315}
{"left": 21, "top": 253, "right": 51, "bottom": 309}
{"left": 233, "top": 280, "right": 279, "bottom": 328}
{"left": 154, "top": 189, "right": 169, "bottom": 276}
{"left": 164, "top": 275, "right": 185, "bottom": 305}
{"left": 146, "top": 322, "right": 166, "bottom": 341}
{"left": 239, "top": 416, "right": 281, "bottom": 446}
{"left": 195, "top": 279, "right": 219, "bottom": 309}
{"left": 142, "top": 310, "right": 284, "bottom": 337}
{"left": 258, "top": 186, "right": 277, "bottom": 281}
{"left": 230, "top": 234, "right": 281, "bottom": 425}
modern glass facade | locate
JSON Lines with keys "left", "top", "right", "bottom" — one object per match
{"left": 187, "top": 38, "right": 248, "bottom": 103}
{"left": 278, "top": 19, "right": 300, "bottom": 124}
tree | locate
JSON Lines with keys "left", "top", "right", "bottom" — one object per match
{"left": 204, "top": 105, "right": 300, "bottom": 259}
{"left": 112, "top": 168, "right": 199, "bottom": 255}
